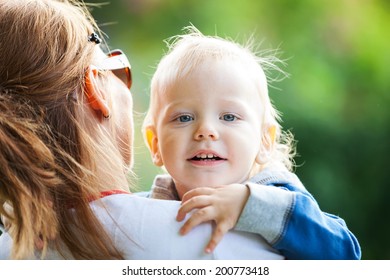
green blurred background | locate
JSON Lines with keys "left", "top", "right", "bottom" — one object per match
{"left": 88, "top": 0, "right": 390, "bottom": 259}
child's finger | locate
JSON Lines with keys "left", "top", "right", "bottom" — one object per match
{"left": 205, "top": 223, "right": 229, "bottom": 253}
{"left": 179, "top": 206, "right": 215, "bottom": 235}
{"left": 181, "top": 187, "right": 214, "bottom": 204}
{"left": 176, "top": 195, "right": 211, "bottom": 221}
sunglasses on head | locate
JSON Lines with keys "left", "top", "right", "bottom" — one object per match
{"left": 97, "top": 49, "right": 132, "bottom": 90}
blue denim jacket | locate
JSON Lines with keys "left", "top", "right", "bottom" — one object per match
{"left": 235, "top": 167, "right": 361, "bottom": 260}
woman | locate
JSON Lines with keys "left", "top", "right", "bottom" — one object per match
{"left": 0, "top": 0, "right": 283, "bottom": 260}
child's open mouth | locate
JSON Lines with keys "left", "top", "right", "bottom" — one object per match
{"left": 189, "top": 153, "right": 226, "bottom": 161}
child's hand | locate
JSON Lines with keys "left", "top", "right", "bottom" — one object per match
{"left": 176, "top": 184, "right": 249, "bottom": 253}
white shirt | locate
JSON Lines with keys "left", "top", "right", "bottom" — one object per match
{"left": 0, "top": 194, "right": 283, "bottom": 260}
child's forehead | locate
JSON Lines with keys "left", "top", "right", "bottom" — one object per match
{"left": 154, "top": 58, "right": 267, "bottom": 104}
{"left": 163, "top": 62, "right": 263, "bottom": 101}
{"left": 153, "top": 41, "right": 269, "bottom": 103}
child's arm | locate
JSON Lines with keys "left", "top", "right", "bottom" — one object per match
{"left": 178, "top": 176, "right": 361, "bottom": 259}
{"left": 235, "top": 181, "right": 361, "bottom": 259}
{"left": 176, "top": 184, "right": 249, "bottom": 253}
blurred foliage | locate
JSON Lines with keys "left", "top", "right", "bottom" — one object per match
{"left": 87, "top": 0, "right": 390, "bottom": 259}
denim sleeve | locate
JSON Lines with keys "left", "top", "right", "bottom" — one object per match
{"left": 235, "top": 183, "right": 294, "bottom": 244}
{"left": 236, "top": 182, "right": 361, "bottom": 260}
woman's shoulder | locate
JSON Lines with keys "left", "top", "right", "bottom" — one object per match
{"left": 92, "top": 194, "right": 209, "bottom": 259}
{"left": 95, "top": 193, "right": 181, "bottom": 217}
{"left": 92, "top": 193, "right": 284, "bottom": 260}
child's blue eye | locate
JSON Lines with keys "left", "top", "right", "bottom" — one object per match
{"left": 177, "top": 115, "right": 193, "bottom": 122}
{"left": 221, "top": 114, "right": 237, "bottom": 122}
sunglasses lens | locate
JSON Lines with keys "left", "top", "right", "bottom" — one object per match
{"left": 107, "top": 51, "right": 132, "bottom": 90}
{"left": 112, "top": 68, "right": 131, "bottom": 89}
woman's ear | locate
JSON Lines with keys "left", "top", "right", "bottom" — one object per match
{"left": 84, "top": 66, "right": 110, "bottom": 119}
{"left": 255, "top": 124, "right": 276, "bottom": 164}
{"left": 145, "top": 127, "right": 163, "bottom": 167}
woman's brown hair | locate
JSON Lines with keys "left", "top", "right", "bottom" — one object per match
{"left": 0, "top": 0, "right": 124, "bottom": 259}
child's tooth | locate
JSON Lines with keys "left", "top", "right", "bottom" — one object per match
{"left": 195, "top": 153, "right": 216, "bottom": 159}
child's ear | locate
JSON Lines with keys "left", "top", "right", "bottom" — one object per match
{"left": 84, "top": 66, "right": 110, "bottom": 119}
{"left": 255, "top": 124, "right": 276, "bottom": 164}
{"left": 145, "top": 127, "right": 163, "bottom": 167}
{"left": 268, "top": 125, "right": 276, "bottom": 144}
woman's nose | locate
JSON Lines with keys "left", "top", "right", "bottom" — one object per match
{"left": 194, "top": 121, "right": 219, "bottom": 141}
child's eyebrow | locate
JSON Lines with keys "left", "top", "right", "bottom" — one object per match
{"left": 159, "top": 103, "right": 193, "bottom": 121}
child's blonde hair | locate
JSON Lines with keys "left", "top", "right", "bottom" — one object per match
{"left": 143, "top": 25, "right": 295, "bottom": 173}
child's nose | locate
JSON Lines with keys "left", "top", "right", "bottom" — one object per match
{"left": 194, "top": 121, "right": 219, "bottom": 141}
